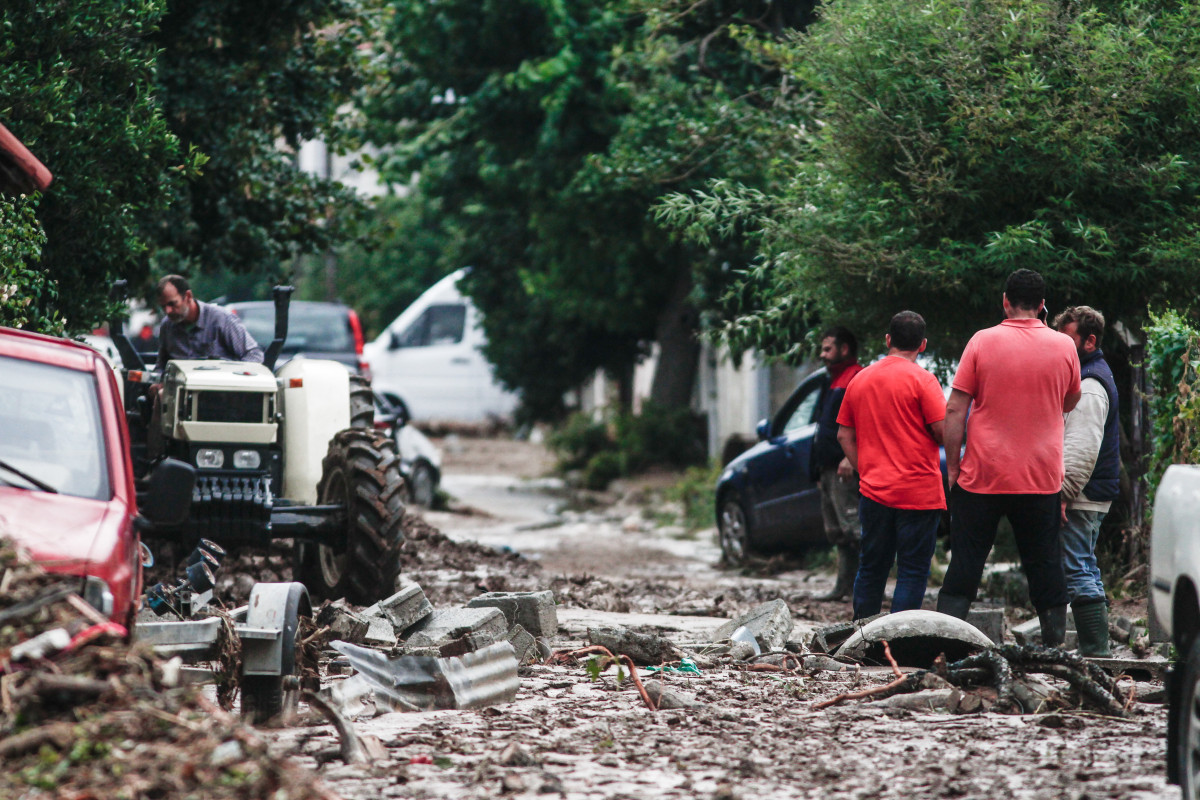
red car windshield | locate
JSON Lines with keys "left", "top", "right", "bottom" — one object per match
{"left": 0, "top": 355, "right": 110, "bottom": 500}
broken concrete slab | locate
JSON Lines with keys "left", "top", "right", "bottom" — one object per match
{"left": 808, "top": 613, "right": 886, "bottom": 654}
{"left": 587, "top": 626, "right": 683, "bottom": 666}
{"left": 363, "top": 614, "right": 398, "bottom": 647}
{"left": 643, "top": 679, "right": 703, "bottom": 710}
{"left": 467, "top": 590, "right": 558, "bottom": 637}
{"left": 405, "top": 607, "right": 508, "bottom": 650}
{"left": 835, "top": 610, "right": 994, "bottom": 668}
{"left": 712, "top": 599, "right": 793, "bottom": 652}
{"left": 505, "top": 624, "right": 538, "bottom": 665}
{"left": 315, "top": 600, "right": 369, "bottom": 644}
{"left": 377, "top": 583, "right": 434, "bottom": 632}
{"left": 966, "top": 607, "right": 1006, "bottom": 645}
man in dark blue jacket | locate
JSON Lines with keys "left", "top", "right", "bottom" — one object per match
{"left": 810, "top": 326, "right": 863, "bottom": 602}
{"left": 1053, "top": 306, "right": 1120, "bottom": 657}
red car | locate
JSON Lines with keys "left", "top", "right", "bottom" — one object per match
{"left": 0, "top": 326, "right": 191, "bottom": 629}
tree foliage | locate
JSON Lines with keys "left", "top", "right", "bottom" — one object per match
{"left": 1, "top": 0, "right": 196, "bottom": 331}
{"left": 367, "top": 0, "right": 811, "bottom": 418}
{"left": 659, "top": 0, "right": 1200, "bottom": 357}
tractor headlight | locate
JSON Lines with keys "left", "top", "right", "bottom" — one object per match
{"left": 233, "top": 449, "right": 261, "bottom": 469}
{"left": 196, "top": 448, "right": 225, "bottom": 469}
{"left": 82, "top": 576, "right": 114, "bottom": 618}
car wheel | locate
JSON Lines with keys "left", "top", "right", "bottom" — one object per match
{"left": 719, "top": 495, "right": 753, "bottom": 565}
{"left": 1177, "top": 638, "right": 1200, "bottom": 799}
{"left": 409, "top": 461, "right": 437, "bottom": 508}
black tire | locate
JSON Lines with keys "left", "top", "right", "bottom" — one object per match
{"left": 1176, "top": 638, "right": 1200, "bottom": 799}
{"left": 349, "top": 375, "right": 374, "bottom": 430}
{"left": 718, "top": 494, "right": 753, "bottom": 566}
{"left": 241, "top": 583, "right": 311, "bottom": 725}
{"left": 297, "top": 429, "right": 405, "bottom": 604}
{"left": 409, "top": 461, "right": 437, "bottom": 508}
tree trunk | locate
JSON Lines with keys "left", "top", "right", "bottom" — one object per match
{"left": 649, "top": 271, "right": 700, "bottom": 409}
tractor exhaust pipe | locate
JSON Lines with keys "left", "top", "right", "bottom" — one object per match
{"left": 263, "top": 285, "right": 295, "bottom": 371}
{"left": 108, "top": 280, "right": 147, "bottom": 371}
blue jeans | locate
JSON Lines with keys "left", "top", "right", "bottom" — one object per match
{"left": 1061, "top": 508, "right": 1107, "bottom": 603}
{"left": 853, "top": 496, "right": 941, "bottom": 620}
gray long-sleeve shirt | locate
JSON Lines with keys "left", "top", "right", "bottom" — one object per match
{"left": 1061, "top": 376, "right": 1111, "bottom": 512}
{"left": 155, "top": 301, "right": 264, "bottom": 370}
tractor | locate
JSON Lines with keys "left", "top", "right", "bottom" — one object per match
{"left": 109, "top": 283, "right": 406, "bottom": 605}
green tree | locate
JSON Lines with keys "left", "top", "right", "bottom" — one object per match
{"left": 0, "top": 0, "right": 197, "bottom": 332}
{"left": 367, "top": 0, "right": 811, "bottom": 418}
{"left": 659, "top": 0, "right": 1200, "bottom": 356}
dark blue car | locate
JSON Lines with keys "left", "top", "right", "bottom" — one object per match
{"left": 716, "top": 367, "right": 949, "bottom": 564}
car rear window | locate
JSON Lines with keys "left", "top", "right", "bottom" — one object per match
{"left": 0, "top": 355, "right": 110, "bottom": 500}
{"left": 233, "top": 304, "right": 355, "bottom": 354}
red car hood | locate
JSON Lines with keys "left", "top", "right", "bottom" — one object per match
{"left": 0, "top": 486, "right": 117, "bottom": 573}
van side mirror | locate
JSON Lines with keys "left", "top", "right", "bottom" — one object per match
{"left": 389, "top": 330, "right": 402, "bottom": 351}
{"left": 137, "top": 458, "right": 196, "bottom": 528}
{"left": 755, "top": 419, "right": 771, "bottom": 441}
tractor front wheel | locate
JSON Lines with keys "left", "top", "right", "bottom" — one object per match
{"left": 297, "top": 429, "right": 405, "bottom": 604}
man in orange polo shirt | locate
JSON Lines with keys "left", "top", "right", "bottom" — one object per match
{"left": 937, "top": 269, "right": 1081, "bottom": 647}
{"left": 836, "top": 311, "right": 946, "bottom": 620}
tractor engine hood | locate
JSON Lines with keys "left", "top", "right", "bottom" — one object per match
{"left": 162, "top": 360, "right": 279, "bottom": 444}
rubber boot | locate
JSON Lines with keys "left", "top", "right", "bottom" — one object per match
{"left": 936, "top": 592, "right": 972, "bottom": 620}
{"left": 815, "top": 543, "right": 858, "bottom": 601}
{"left": 1071, "top": 598, "right": 1112, "bottom": 657}
{"left": 1038, "top": 604, "right": 1069, "bottom": 648}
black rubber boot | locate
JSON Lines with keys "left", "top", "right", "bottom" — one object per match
{"left": 814, "top": 543, "right": 858, "bottom": 601}
{"left": 1071, "top": 598, "right": 1112, "bottom": 657}
{"left": 1038, "top": 604, "right": 1069, "bottom": 648}
{"left": 936, "top": 592, "right": 972, "bottom": 620}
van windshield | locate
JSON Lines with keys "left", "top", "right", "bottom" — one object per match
{"left": 234, "top": 304, "right": 356, "bottom": 354}
{"left": 396, "top": 304, "right": 466, "bottom": 348}
{"left": 0, "top": 356, "right": 110, "bottom": 500}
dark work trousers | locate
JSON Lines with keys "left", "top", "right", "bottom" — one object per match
{"left": 941, "top": 487, "right": 1069, "bottom": 613}
{"left": 853, "top": 497, "right": 940, "bottom": 620}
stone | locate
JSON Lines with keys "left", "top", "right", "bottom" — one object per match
{"left": 315, "top": 600, "right": 369, "bottom": 644}
{"left": 505, "top": 624, "right": 538, "bottom": 665}
{"left": 587, "top": 626, "right": 683, "bottom": 666}
{"left": 467, "top": 590, "right": 558, "bottom": 637}
{"left": 643, "top": 679, "right": 703, "bottom": 710}
{"left": 405, "top": 607, "right": 509, "bottom": 649}
{"left": 966, "top": 606, "right": 1006, "bottom": 644}
{"left": 379, "top": 583, "right": 434, "bottom": 632}
{"left": 809, "top": 614, "right": 886, "bottom": 654}
{"left": 713, "top": 599, "right": 794, "bottom": 652}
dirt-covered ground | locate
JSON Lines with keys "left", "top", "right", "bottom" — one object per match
{"left": 262, "top": 438, "right": 1174, "bottom": 800}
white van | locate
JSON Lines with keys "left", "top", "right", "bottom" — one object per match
{"left": 363, "top": 269, "right": 520, "bottom": 423}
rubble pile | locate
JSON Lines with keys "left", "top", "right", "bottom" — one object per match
{"left": 0, "top": 543, "right": 339, "bottom": 800}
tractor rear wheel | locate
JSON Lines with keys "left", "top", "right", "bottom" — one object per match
{"left": 297, "top": 429, "right": 405, "bottom": 604}
{"left": 349, "top": 375, "right": 374, "bottom": 430}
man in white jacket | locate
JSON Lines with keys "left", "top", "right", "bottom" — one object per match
{"left": 1053, "top": 306, "right": 1120, "bottom": 657}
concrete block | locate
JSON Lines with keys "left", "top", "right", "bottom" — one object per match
{"left": 315, "top": 600, "right": 369, "bottom": 644}
{"left": 405, "top": 607, "right": 508, "bottom": 649}
{"left": 379, "top": 583, "right": 434, "bottom": 632}
{"left": 712, "top": 599, "right": 793, "bottom": 652}
{"left": 966, "top": 607, "right": 1006, "bottom": 645}
{"left": 588, "top": 625, "right": 682, "bottom": 666}
{"left": 467, "top": 590, "right": 557, "bottom": 637}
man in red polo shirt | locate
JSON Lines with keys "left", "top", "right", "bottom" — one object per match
{"left": 836, "top": 311, "right": 946, "bottom": 620}
{"left": 937, "top": 269, "right": 1081, "bottom": 647}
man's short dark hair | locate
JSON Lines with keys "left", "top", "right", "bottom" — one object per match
{"left": 1004, "top": 269, "right": 1044, "bottom": 311}
{"left": 157, "top": 274, "right": 190, "bottom": 297}
{"left": 821, "top": 325, "right": 858, "bottom": 356}
{"left": 1053, "top": 305, "right": 1105, "bottom": 345}
{"left": 888, "top": 311, "right": 926, "bottom": 351}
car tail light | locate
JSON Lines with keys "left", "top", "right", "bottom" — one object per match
{"left": 347, "top": 309, "right": 365, "bottom": 355}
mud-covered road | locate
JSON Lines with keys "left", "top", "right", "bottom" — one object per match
{"left": 264, "top": 439, "right": 1175, "bottom": 800}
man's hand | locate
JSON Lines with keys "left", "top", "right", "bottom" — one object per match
{"left": 947, "top": 464, "right": 960, "bottom": 491}
{"left": 837, "top": 457, "right": 855, "bottom": 481}
{"left": 1061, "top": 499, "right": 1069, "bottom": 524}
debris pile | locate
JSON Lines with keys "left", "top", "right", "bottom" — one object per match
{"left": 0, "top": 542, "right": 340, "bottom": 800}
